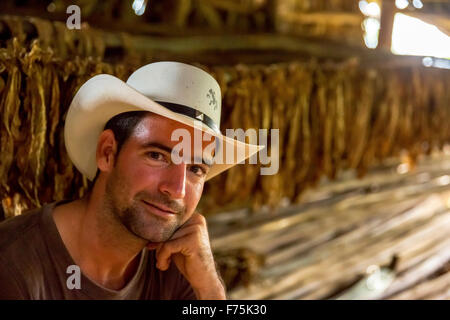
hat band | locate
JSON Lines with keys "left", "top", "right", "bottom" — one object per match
{"left": 155, "top": 101, "right": 220, "bottom": 134}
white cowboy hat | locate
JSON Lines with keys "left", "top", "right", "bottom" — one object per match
{"left": 64, "top": 61, "right": 264, "bottom": 181}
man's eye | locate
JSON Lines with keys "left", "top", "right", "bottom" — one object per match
{"left": 147, "top": 151, "right": 166, "bottom": 161}
{"left": 190, "top": 165, "right": 207, "bottom": 177}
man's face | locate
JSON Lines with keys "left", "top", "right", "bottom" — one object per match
{"left": 103, "top": 113, "right": 214, "bottom": 243}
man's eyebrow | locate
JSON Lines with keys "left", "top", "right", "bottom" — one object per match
{"left": 141, "top": 142, "right": 213, "bottom": 167}
{"left": 141, "top": 142, "right": 173, "bottom": 154}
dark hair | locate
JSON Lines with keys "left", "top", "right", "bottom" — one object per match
{"left": 90, "top": 111, "right": 150, "bottom": 184}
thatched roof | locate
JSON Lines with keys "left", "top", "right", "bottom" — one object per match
{"left": 0, "top": 1, "right": 448, "bottom": 49}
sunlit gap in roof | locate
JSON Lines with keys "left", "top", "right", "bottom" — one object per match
{"left": 391, "top": 13, "right": 450, "bottom": 69}
{"left": 132, "top": 0, "right": 148, "bottom": 16}
{"left": 359, "top": 1, "right": 381, "bottom": 49}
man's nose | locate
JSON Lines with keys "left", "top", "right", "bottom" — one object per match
{"left": 158, "top": 164, "right": 187, "bottom": 199}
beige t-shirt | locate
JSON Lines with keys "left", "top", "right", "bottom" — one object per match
{"left": 0, "top": 200, "right": 196, "bottom": 300}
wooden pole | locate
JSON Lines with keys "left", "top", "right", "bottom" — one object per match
{"left": 378, "top": 0, "right": 396, "bottom": 50}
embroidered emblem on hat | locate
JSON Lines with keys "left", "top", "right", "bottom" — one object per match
{"left": 206, "top": 88, "right": 218, "bottom": 110}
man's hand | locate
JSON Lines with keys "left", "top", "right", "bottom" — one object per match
{"left": 148, "top": 212, "right": 226, "bottom": 300}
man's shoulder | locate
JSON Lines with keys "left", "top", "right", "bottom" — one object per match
{"left": 0, "top": 206, "right": 49, "bottom": 299}
{"left": 0, "top": 206, "right": 44, "bottom": 253}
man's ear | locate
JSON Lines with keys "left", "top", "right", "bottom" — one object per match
{"left": 96, "top": 129, "right": 118, "bottom": 173}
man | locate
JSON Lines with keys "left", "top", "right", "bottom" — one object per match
{"left": 0, "top": 62, "right": 262, "bottom": 299}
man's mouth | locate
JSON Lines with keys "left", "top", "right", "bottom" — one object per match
{"left": 141, "top": 200, "right": 177, "bottom": 215}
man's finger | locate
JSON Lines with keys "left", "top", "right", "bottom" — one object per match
{"left": 156, "top": 237, "right": 192, "bottom": 271}
{"left": 180, "top": 212, "right": 207, "bottom": 228}
{"left": 148, "top": 223, "right": 199, "bottom": 251}
{"left": 168, "top": 224, "right": 202, "bottom": 241}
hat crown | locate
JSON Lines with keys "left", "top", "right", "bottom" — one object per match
{"left": 126, "top": 61, "right": 221, "bottom": 129}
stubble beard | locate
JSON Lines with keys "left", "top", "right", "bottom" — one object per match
{"left": 104, "top": 168, "right": 184, "bottom": 243}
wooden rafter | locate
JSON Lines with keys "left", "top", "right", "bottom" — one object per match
{"left": 277, "top": 11, "right": 364, "bottom": 27}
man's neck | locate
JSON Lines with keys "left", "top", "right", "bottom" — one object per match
{"left": 53, "top": 191, "right": 147, "bottom": 290}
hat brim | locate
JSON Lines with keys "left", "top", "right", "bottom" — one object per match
{"left": 64, "top": 74, "right": 264, "bottom": 182}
